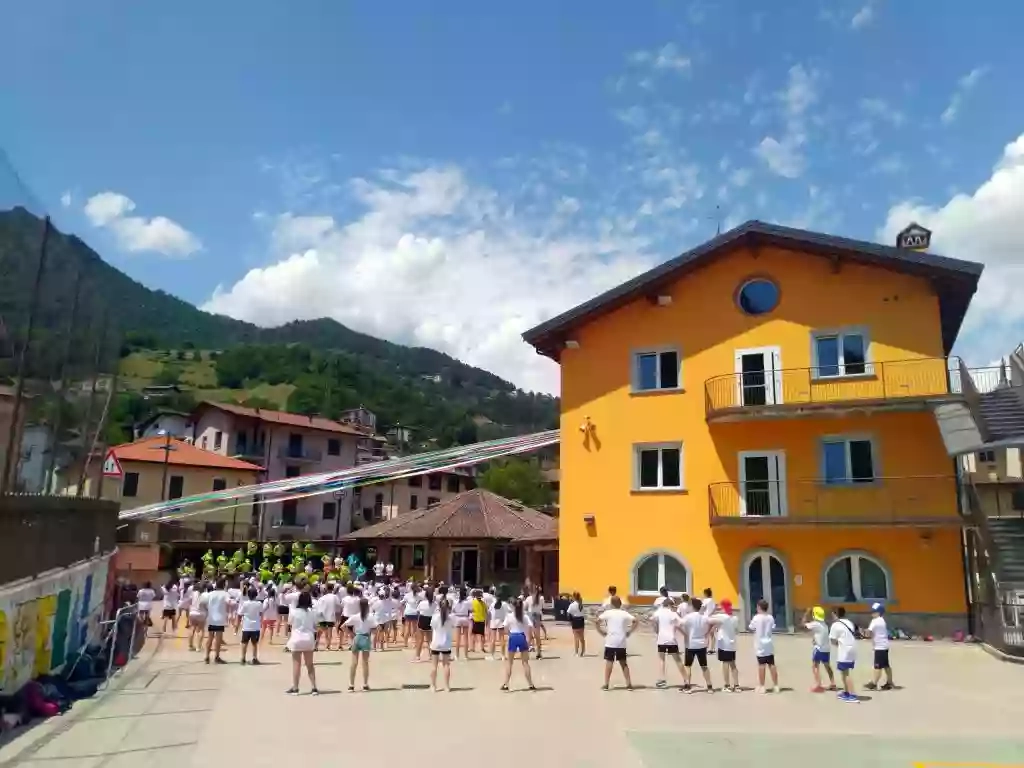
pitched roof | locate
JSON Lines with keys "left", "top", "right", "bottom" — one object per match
{"left": 342, "top": 489, "right": 557, "bottom": 542}
{"left": 112, "top": 436, "right": 263, "bottom": 472}
{"left": 194, "top": 401, "right": 368, "bottom": 436}
{"left": 522, "top": 220, "right": 984, "bottom": 360}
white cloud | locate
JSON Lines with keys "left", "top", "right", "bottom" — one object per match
{"left": 851, "top": 2, "right": 876, "bottom": 29}
{"left": 755, "top": 136, "right": 805, "bottom": 178}
{"left": 872, "top": 154, "right": 905, "bottom": 175}
{"left": 729, "top": 168, "right": 753, "bottom": 187}
{"left": 878, "top": 133, "right": 1024, "bottom": 365}
{"left": 629, "top": 43, "right": 691, "bottom": 75}
{"left": 753, "top": 65, "right": 819, "bottom": 178}
{"left": 859, "top": 98, "right": 905, "bottom": 127}
{"left": 83, "top": 191, "right": 201, "bottom": 257}
{"left": 941, "top": 66, "right": 988, "bottom": 124}
{"left": 60, "top": 191, "right": 72, "bottom": 208}
{"left": 203, "top": 167, "right": 654, "bottom": 394}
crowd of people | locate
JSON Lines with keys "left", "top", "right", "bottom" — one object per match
{"left": 136, "top": 577, "right": 895, "bottom": 701}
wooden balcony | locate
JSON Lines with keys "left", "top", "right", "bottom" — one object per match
{"left": 708, "top": 475, "right": 962, "bottom": 527}
{"left": 704, "top": 357, "right": 965, "bottom": 422}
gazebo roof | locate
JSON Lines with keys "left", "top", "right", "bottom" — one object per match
{"left": 341, "top": 489, "right": 556, "bottom": 543}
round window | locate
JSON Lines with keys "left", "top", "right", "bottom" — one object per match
{"left": 737, "top": 278, "right": 780, "bottom": 315}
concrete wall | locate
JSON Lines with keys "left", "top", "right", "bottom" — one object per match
{"left": 0, "top": 551, "right": 113, "bottom": 692}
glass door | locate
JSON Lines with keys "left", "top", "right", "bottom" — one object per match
{"left": 450, "top": 548, "right": 479, "bottom": 586}
{"left": 745, "top": 553, "right": 789, "bottom": 627}
{"left": 735, "top": 347, "right": 783, "bottom": 406}
{"left": 739, "top": 451, "right": 787, "bottom": 517}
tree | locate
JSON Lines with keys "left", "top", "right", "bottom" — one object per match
{"left": 478, "top": 458, "right": 553, "bottom": 508}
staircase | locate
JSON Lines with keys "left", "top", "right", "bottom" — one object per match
{"left": 977, "top": 388, "right": 1024, "bottom": 442}
{"left": 985, "top": 517, "right": 1024, "bottom": 584}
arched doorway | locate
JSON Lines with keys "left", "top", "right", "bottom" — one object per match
{"left": 741, "top": 550, "right": 789, "bottom": 628}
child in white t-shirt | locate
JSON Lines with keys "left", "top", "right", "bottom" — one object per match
{"left": 700, "top": 588, "right": 718, "bottom": 654}
{"left": 597, "top": 596, "right": 635, "bottom": 691}
{"left": 828, "top": 606, "right": 859, "bottom": 703}
{"left": 239, "top": 588, "right": 264, "bottom": 665}
{"left": 649, "top": 597, "right": 685, "bottom": 688}
{"left": 864, "top": 603, "right": 894, "bottom": 691}
{"left": 748, "top": 599, "right": 780, "bottom": 694}
{"left": 708, "top": 599, "right": 740, "bottom": 692}
{"left": 802, "top": 606, "right": 836, "bottom": 692}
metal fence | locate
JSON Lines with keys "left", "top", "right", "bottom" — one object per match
{"left": 974, "top": 592, "right": 1024, "bottom": 658}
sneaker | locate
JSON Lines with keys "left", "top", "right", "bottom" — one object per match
{"left": 772, "top": 686, "right": 780, "bottom": 694}
{"left": 880, "top": 683, "right": 894, "bottom": 691}
{"left": 655, "top": 680, "right": 667, "bottom": 689}
{"left": 240, "top": 658, "right": 247, "bottom": 665}
{"left": 286, "top": 687, "right": 299, "bottom": 695}
{"left": 251, "top": 659, "right": 261, "bottom": 666}
{"left": 864, "top": 682, "right": 877, "bottom": 690}
{"left": 214, "top": 657, "right": 227, "bottom": 665}
{"left": 840, "top": 692, "right": 860, "bottom": 703}
{"left": 311, "top": 688, "right": 320, "bottom": 696}
{"left": 755, "top": 686, "right": 766, "bottom": 694}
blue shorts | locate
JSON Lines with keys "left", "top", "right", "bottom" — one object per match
{"left": 352, "top": 634, "right": 371, "bottom": 653}
{"left": 812, "top": 649, "right": 831, "bottom": 664}
{"left": 508, "top": 632, "right": 529, "bottom": 653}
{"left": 837, "top": 660, "right": 855, "bottom": 672}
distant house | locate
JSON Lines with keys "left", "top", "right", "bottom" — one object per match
{"left": 340, "top": 406, "right": 377, "bottom": 432}
{"left": 190, "top": 401, "right": 372, "bottom": 540}
{"left": 134, "top": 410, "right": 191, "bottom": 440}
{"left": 18, "top": 423, "right": 51, "bottom": 494}
{"left": 350, "top": 467, "right": 476, "bottom": 529}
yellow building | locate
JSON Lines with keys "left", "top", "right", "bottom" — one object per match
{"left": 523, "top": 221, "right": 983, "bottom": 635}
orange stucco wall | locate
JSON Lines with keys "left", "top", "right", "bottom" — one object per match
{"left": 557, "top": 243, "right": 965, "bottom": 619}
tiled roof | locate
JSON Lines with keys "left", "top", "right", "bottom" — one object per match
{"left": 195, "top": 401, "right": 369, "bottom": 436}
{"left": 342, "top": 489, "right": 557, "bottom": 542}
{"left": 112, "top": 436, "right": 263, "bottom": 472}
{"left": 523, "top": 220, "right": 984, "bottom": 360}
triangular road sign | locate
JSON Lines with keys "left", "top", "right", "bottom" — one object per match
{"left": 102, "top": 449, "right": 123, "bottom": 478}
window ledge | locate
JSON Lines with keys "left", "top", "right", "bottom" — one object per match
{"left": 631, "top": 487, "right": 688, "bottom": 495}
{"left": 821, "top": 598, "right": 898, "bottom": 607}
{"left": 811, "top": 371, "right": 877, "bottom": 383}
{"left": 630, "top": 387, "right": 686, "bottom": 396}
{"left": 820, "top": 480, "right": 882, "bottom": 488}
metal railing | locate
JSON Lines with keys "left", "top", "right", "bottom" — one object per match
{"left": 708, "top": 475, "right": 960, "bottom": 525}
{"left": 277, "top": 445, "right": 323, "bottom": 462}
{"left": 98, "top": 601, "right": 147, "bottom": 690}
{"left": 975, "top": 596, "right": 1024, "bottom": 658}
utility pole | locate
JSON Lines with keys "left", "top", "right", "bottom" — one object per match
{"left": 43, "top": 266, "right": 84, "bottom": 494}
{"left": 75, "top": 313, "right": 109, "bottom": 497}
{"left": 94, "top": 354, "right": 121, "bottom": 500}
{"left": 158, "top": 428, "right": 172, "bottom": 501}
{"left": 1, "top": 215, "right": 51, "bottom": 496}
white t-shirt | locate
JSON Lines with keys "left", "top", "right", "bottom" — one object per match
{"left": 700, "top": 596, "right": 717, "bottom": 616}
{"left": 189, "top": 592, "right": 206, "bottom": 618}
{"left": 341, "top": 594, "right": 361, "bottom": 618}
{"left": 240, "top": 599, "right": 263, "bottom": 632}
{"left": 652, "top": 607, "right": 682, "bottom": 646}
{"left": 403, "top": 591, "right": 420, "bottom": 615}
{"left": 483, "top": 593, "right": 497, "bottom": 610}
{"left": 317, "top": 593, "right": 340, "bottom": 623}
{"left": 805, "top": 620, "right": 829, "bottom": 652}
{"left": 288, "top": 608, "right": 316, "bottom": 652}
{"left": 163, "top": 586, "right": 179, "bottom": 609}
{"left": 452, "top": 599, "right": 471, "bottom": 617}
{"left": 868, "top": 616, "right": 889, "bottom": 650}
{"left": 204, "top": 590, "right": 230, "bottom": 627}
{"left": 179, "top": 587, "right": 193, "bottom": 610}
{"left": 680, "top": 611, "right": 711, "bottom": 649}
{"left": 430, "top": 613, "right": 457, "bottom": 651}
{"left": 385, "top": 563, "right": 394, "bottom": 576}
{"left": 599, "top": 608, "right": 634, "bottom": 649}
{"left": 373, "top": 598, "right": 392, "bottom": 623}
{"left": 344, "top": 614, "right": 378, "bottom": 635}
{"left": 566, "top": 601, "right": 585, "bottom": 618}
{"left": 227, "top": 587, "right": 242, "bottom": 607}
{"left": 676, "top": 601, "right": 693, "bottom": 618}
{"left": 652, "top": 595, "right": 668, "bottom": 609}
{"left": 284, "top": 590, "right": 300, "bottom": 618}
{"left": 748, "top": 613, "right": 776, "bottom": 657}
{"left": 710, "top": 614, "right": 738, "bottom": 652}
{"left": 417, "top": 599, "right": 435, "bottom": 617}
{"left": 373, "top": 562, "right": 385, "bottom": 577}
{"left": 524, "top": 595, "right": 544, "bottom": 616}
{"left": 503, "top": 612, "right": 533, "bottom": 635}
{"left": 489, "top": 602, "right": 509, "bottom": 629}
{"left": 829, "top": 618, "right": 858, "bottom": 663}
{"left": 137, "top": 588, "right": 155, "bottom": 611}
{"left": 262, "top": 595, "right": 278, "bottom": 620}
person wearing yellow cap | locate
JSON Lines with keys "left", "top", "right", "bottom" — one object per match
{"left": 802, "top": 606, "right": 836, "bottom": 693}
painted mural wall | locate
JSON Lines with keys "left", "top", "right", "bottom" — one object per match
{"left": 0, "top": 553, "right": 112, "bottom": 693}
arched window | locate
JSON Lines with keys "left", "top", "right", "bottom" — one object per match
{"left": 633, "top": 552, "right": 689, "bottom": 595}
{"left": 824, "top": 553, "right": 891, "bottom": 602}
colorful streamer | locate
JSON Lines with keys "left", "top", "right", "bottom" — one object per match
{"left": 119, "top": 429, "right": 559, "bottom": 522}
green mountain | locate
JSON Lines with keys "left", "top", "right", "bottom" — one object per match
{"left": 0, "top": 207, "right": 558, "bottom": 445}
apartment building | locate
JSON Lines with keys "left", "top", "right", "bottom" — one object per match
{"left": 190, "top": 402, "right": 370, "bottom": 540}
{"left": 961, "top": 447, "right": 1024, "bottom": 517}
{"left": 524, "top": 220, "right": 984, "bottom": 635}
{"left": 350, "top": 469, "right": 477, "bottom": 529}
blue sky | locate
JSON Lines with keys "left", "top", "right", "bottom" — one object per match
{"left": 2, "top": 1, "right": 1022, "bottom": 393}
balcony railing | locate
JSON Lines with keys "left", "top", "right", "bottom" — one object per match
{"left": 708, "top": 475, "right": 961, "bottom": 526}
{"left": 277, "top": 445, "right": 323, "bottom": 463}
{"left": 233, "top": 444, "right": 266, "bottom": 462}
{"left": 704, "top": 357, "right": 964, "bottom": 420}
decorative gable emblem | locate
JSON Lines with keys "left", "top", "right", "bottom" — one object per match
{"left": 896, "top": 222, "right": 932, "bottom": 250}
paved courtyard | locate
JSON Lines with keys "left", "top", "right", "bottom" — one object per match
{"left": 2, "top": 621, "right": 1024, "bottom": 768}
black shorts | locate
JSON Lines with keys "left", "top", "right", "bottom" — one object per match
{"left": 570, "top": 616, "right": 585, "bottom": 630}
{"left": 757, "top": 654, "right": 776, "bottom": 666}
{"left": 472, "top": 621, "right": 486, "bottom": 636}
{"left": 873, "top": 649, "right": 891, "bottom": 669}
{"left": 603, "top": 647, "right": 627, "bottom": 663}
{"left": 417, "top": 615, "right": 432, "bottom": 631}
{"left": 404, "top": 614, "right": 418, "bottom": 623}
{"left": 717, "top": 649, "right": 736, "bottom": 663}
{"left": 277, "top": 606, "right": 289, "bottom": 616}
{"left": 318, "top": 621, "right": 332, "bottom": 629}
{"left": 162, "top": 608, "right": 176, "bottom": 618}
{"left": 430, "top": 649, "right": 451, "bottom": 656}
{"left": 241, "top": 630, "right": 260, "bottom": 644}
{"left": 657, "top": 643, "right": 680, "bottom": 655}
{"left": 684, "top": 648, "right": 708, "bottom": 668}
{"left": 208, "top": 624, "right": 225, "bottom": 634}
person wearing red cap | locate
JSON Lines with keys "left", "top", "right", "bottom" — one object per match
{"left": 709, "top": 599, "right": 740, "bottom": 691}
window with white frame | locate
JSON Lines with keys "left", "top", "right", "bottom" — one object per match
{"left": 977, "top": 449, "right": 996, "bottom": 464}
{"left": 634, "top": 442, "right": 683, "bottom": 490}
{"left": 824, "top": 553, "right": 890, "bottom": 602}
{"left": 634, "top": 553, "right": 689, "bottom": 595}
{"left": 821, "top": 437, "right": 875, "bottom": 484}
{"left": 813, "top": 330, "right": 868, "bottom": 378}
{"left": 633, "top": 349, "right": 680, "bottom": 392}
